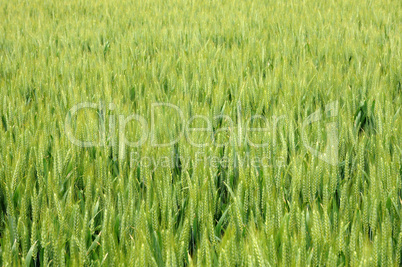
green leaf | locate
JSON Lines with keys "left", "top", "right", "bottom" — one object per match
{"left": 87, "top": 232, "right": 102, "bottom": 255}
{"left": 25, "top": 241, "right": 37, "bottom": 267}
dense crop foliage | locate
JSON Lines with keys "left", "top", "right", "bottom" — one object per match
{"left": 1, "top": 0, "right": 401, "bottom": 265}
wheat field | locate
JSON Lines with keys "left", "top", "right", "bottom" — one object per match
{"left": 0, "top": 0, "right": 401, "bottom": 266}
